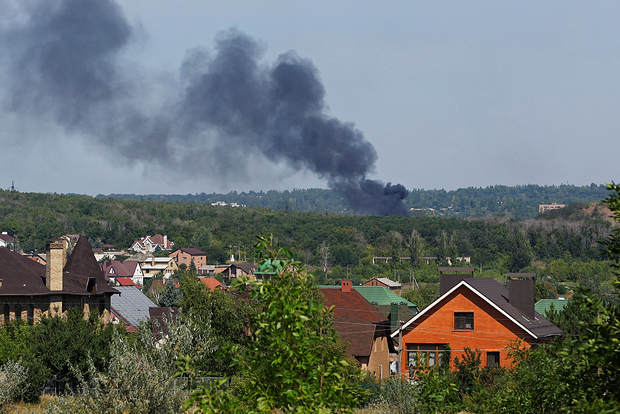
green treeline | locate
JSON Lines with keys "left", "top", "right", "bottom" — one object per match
{"left": 1, "top": 188, "right": 617, "bottom": 303}
{"left": 0, "top": 189, "right": 614, "bottom": 272}
{"left": 98, "top": 183, "right": 609, "bottom": 219}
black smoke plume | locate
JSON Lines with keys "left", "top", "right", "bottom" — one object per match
{"left": 0, "top": 0, "right": 409, "bottom": 216}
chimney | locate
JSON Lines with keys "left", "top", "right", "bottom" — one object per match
{"left": 46, "top": 238, "right": 67, "bottom": 291}
{"left": 390, "top": 302, "right": 399, "bottom": 331}
{"left": 164, "top": 234, "right": 168, "bottom": 248}
{"left": 439, "top": 267, "right": 475, "bottom": 295}
{"left": 341, "top": 280, "right": 352, "bottom": 293}
{"left": 507, "top": 273, "right": 535, "bottom": 319}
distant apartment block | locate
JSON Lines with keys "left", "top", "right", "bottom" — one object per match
{"left": 539, "top": 203, "right": 566, "bottom": 214}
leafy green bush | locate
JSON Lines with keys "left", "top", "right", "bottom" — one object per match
{"left": 184, "top": 235, "right": 367, "bottom": 413}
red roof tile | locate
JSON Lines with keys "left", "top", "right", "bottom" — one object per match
{"left": 116, "top": 277, "right": 136, "bottom": 286}
{"left": 321, "top": 287, "right": 389, "bottom": 358}
{"left": 199, "top": 277, "right": 225, "bottom": 291}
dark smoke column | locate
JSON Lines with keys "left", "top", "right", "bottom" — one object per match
{"left": 179, "top": 30, "right": 411, "bottom": 216}
{"left": 0, "top": 1, "right": 410, "bottom": 216}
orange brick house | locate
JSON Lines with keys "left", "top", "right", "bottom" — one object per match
{"left": 391, "top": 270, "right": 562, "bottom": 378}
{"left": 169, "top": 247, "right": 208, "bottom": 269}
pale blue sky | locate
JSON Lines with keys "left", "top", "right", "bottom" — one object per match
{"left": 1, "top": 1, "right": 619, "bottom": 195}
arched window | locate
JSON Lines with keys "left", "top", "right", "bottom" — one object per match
{"left": 3, "top": 304, "right": 9, "bottom": 323}
{"left": 99, "top": 299, "right": 105, "bottom": 315}
{"left": 27, "top": 304, "right": 34, "bottom": 325}
{"left": 14, "top": 304, "right": 21, "bottom": 320}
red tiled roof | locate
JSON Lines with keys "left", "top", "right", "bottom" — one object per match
{"left": 199, "top": 277, "right": 225, "bottom": 291}
{"left": 116, "top": 277, "right": 136, "bottom": 286}
{"left": 321, "top": 287, "right": 389, "bottom": 358}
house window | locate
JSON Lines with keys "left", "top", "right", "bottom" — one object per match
{"left": 14, "top": 304, "right": 21, "bottom": 320}
{"left": 3, "top": 304, "right": 9, "bottom": 323}
{"left": 487, "top": 352, "right": 500, "bottom": 367}
{"left": 407, "top": 344, "right": 447, "bottom": 368}
{"left": 454, "top": 312, "right": 474, "bottom": 330}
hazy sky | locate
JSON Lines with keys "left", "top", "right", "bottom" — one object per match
{"left": 1, "top": 1, "right": 619, "bottom": 196}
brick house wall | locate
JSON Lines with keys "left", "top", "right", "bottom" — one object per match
{"left": 399, "top": 287, "right": 536, "bottom": 372}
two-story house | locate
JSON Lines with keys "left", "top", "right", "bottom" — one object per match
{"left": 391, "top": 270, "right": 562, "bottom": 378}
{"left": 169, "top": 247, "right": 207, "bottom": 270}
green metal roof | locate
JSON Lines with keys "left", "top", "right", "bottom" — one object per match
{"left": 535, "top": 299, "right": 569, "bottom": 317}
{"left": 319, "top": 285, "right": 418, "bottom": 310}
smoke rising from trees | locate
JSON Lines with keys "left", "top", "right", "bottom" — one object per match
{"left": 0, "top": 0, "right": 409, "bottom": 215}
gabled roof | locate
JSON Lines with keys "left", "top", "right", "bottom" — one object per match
{"left": 231, "top": 262, "right": 255, "bottom": 274}
{"left": 199, "top": 277, "right": 225, "bottom": 291}
{"left": 391, "top": 278, "right": 562, "bottom": 340}
{"left": 101, "top": 260, "right": 141, "bottom": 278}
{"left": 116, "top": 277, "right": 136, "bottom": 286}
{"left": 175, "top": 247, "right": 207, "bottom": 256}
{"left": 111, "top": 286, "right": 156, "bottom": 329}
{"left": 0, "top": 233, "right": 15, "bottom": 242}
{"left": 321, "top": 287, "right": 389, "bottom": 358}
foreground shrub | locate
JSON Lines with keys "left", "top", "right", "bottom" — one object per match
{"left": 45, "top": 316, "right": 210, "bottom": 414}
{"left": 0, "top": 360, "right": 28, "bottom": 406}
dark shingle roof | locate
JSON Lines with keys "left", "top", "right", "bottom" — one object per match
{"left": 464, "top": 278, "right": 562, "bottom": 338}
{"left": 63, "top": 237, "right": 118, "bottom": 294}
{"left": 0, "top": 237, "right": 118, "bottom": 296}
{"left": 0, "top": 247, "right": 49, "bottom": 295}
{"left": 177, "top": 247, "right": 207, "bottom": 256}
{"left": 101, "top": 260, "right": 140, "bottom": 280}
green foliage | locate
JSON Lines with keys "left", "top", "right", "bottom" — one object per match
{"left": 0, "top": 360, "right": 28, "bottom": 407}
{"left": 400, "top": 283, "right": 439, "bottom": 311}
{"left": 184, "top": 235, "right": 366, "bottom": 413}
{"left": 30, "top": 307, "right": 119, "bottom": 386}
{"left": 178, "top": 274, "right": 256, "bottom": 375}
{"left": 158, "top": 279, "right": 183, "bottom": 307}
{"left": 45, "top": 316, "right": 206, "bottom": 414}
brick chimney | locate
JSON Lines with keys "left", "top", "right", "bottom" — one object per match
{"left": 46, "top": 238, "right": 67, "bottom": 291}
{"left": 507, "top": 273, "right": 536, "bottom": 319}
{"left": 341, "top": 280, "right": 352, "bottom": 293}
{"left": 439, "top": 267, "right": 475, "bottom": 295}
{"left": 390, "top": 302, "right": 399, "bottom": 331}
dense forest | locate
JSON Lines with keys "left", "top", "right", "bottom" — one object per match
{"left": 1, "top": 187, "right": 617, "bottom": 304}
{"left": 98, "top": 183, "right": 609, "bottom": 219}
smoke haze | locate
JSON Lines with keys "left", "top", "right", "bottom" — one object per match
{"left": 0, "top": 0, "right": 409, "bottom": 215}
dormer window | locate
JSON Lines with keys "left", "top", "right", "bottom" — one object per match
{"left": 454, "top": 312, "right": 474, "bottom": 330}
